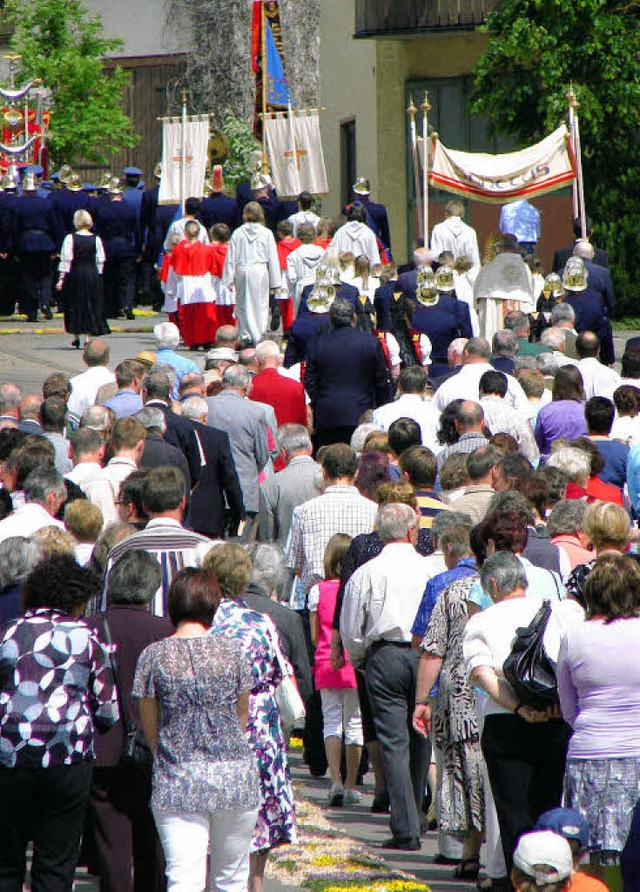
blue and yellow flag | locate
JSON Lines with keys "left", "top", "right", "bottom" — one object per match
{"left": 265, "top": 19, "right": 290, "bottom": 107}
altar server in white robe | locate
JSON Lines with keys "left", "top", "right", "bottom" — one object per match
{"left": 222, "top": 201, "right": 281, "bottom": 344}
{"left": 329, "top": 202, "right": 381, "bottom": 267}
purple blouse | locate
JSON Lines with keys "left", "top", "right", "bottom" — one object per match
{"left": 534, "top": 400, "right": 587, "bottom": 459}
{"left": 557, "top": 617, "right": 640, "bottom": 759}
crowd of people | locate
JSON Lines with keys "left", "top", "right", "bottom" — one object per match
{"left": 0, "top": 166, "right": 639, "bottom": 892}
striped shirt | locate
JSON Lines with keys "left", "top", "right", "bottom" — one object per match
{"left": 101, "top": 518, "right": 218, "bottom": 616}
{"left": 414, "top": 489, "right": 451, "bottom": 529}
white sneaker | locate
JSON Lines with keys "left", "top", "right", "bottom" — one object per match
{"left": 327, "top": 781, "right": 344, "bottom": 806}
{"left": 343, "top": 789, "right": 362, "bottom": 806}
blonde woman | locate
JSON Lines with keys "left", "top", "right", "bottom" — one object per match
{"left": 57, "top": 209, "right": 109, "bottom": 348}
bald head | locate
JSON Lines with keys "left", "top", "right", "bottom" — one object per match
{"left": 576, "top": 331, "right": 600, "bottom": 359}
{"left": 455, "top": 400, "right": 484, "bottom": 434}
{"left": 573, "top": 239, "right": 595, "bottom": 261}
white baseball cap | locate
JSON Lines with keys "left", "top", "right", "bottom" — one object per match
{"left": 513, "top": 831, "right": 573, "bottom": 885}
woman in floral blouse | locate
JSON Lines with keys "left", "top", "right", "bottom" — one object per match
{"left": 134, "top": 567, "right": 260, "bottom": 892}
{"left": 0, "top": 554, "right": 119, "bottom": 890}
{"left": 205, "top": 543, "right": 297, "bottom": 892}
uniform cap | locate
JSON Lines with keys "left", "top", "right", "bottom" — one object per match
{"left": 435, "top": 264, "right": 455, "bottom": 293}
{"left": 27, "top": 164, "right": 44, "bottom": 177}
{"left": 416, "top": 267, "right": 438, "bottom": 305}
{"left": 22, "top": 173, "right": 38, "bottom": 192}
{"left": 124, "top": 166, "right": 142, "bottom": 177}
{"left": 543, "top": 272, "right": 565, "bottom": 299}
{"left": 562, "top": 256, "right": 588, "bottom": 292}
{"left": 66, "top": 174, "right": 83, "bottom": 192}
{"left": 513, "top": 831, "right": 573, "bottom": 884}
{"left": 352, "top": 176, "right": 371, "bottom": 195}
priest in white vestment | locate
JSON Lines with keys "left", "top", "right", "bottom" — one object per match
{"left": 222, "top": 201, "right": 281, "bottom": 344}
{"left": 474, "top": 235, "right": 535, "bottom": 344}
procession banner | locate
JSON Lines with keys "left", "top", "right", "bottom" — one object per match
{"left": 429, "top": 124, "right": 575, "bottom": 203}
{"left": 252, "top": 0, "right": 289, "bottom": 138}
{"left": 264, "top": 110, "right": 328, "bottom": 197}
{"left": 158, "top": 118, "right": 209, "bottom": 204}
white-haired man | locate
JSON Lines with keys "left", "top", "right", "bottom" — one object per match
{"left": 341, "top": 502, "right": 432, "bottom": 852}
{"left": 153, "top": 322, "right": 199, "bottom": 399}
{"left": 207, "top": 364, "right": 269, "bottom": 533}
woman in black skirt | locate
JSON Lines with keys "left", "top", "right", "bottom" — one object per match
{"left": 57, "top": 209, "right": 110, "bottom": 348}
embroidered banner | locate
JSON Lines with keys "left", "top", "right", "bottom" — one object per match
{"left": 429, "top": 125, "right": 575, "bottom": 203}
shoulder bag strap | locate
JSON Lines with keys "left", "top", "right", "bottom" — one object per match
{"left": 101, "top": 616, "right": 133, "bottom": 736}
{"left": 269, "top": 624, "right": 292, "bottom": 678}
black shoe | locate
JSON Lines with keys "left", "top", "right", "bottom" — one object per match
{"left": 41, "top": 307, "right": 53, "bottom": 320}
{"left": 371, "top": 791, "right": 390, "bottom": 814}
{"left": 71, "top": 338, "right": 80, "bottom": 349}
{"left": 124, "top": 308, "right": 135, "bottom": 320}
{"left": 432, "top": 854, "right": 460, "bottom": 865}
{"left": 380, "top": 836, "right": 421, "bottom": 852}
{"left": 26, "top": 313, "right": 37, "bottom": 322}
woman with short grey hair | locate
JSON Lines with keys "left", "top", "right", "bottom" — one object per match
{"left": 548, "top": 500, "right": 592, "bottom": 570}
{"left": 0, "top": 536, "right": 43, "bottom": 623}
{"left": 243, "top": 542, "right": 313, "bottom": 706}
{"left": 463, "top": 551, "right": 584, "bottom": 876}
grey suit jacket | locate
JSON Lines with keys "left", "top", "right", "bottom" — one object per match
{"left": 206, "top": 390, "right": 269, "bottom": 512}
{"left": 258, "top": 455, "right": 321, "bottom": 545}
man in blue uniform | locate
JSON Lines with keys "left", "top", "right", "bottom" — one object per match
{"left": 93, "top": 178, "right": 139, "bottom": 320}
{"left": 0, "top": 176, "right": 18, "bottom": 315}
{"left": 14, "top": 173, "right": 58, "bottom": 320}
{"left": 410, "top": 265, "right": 473, "bottom": 378}
{"left": 139, "top": 163, "right": 179, "bottom": 310}
{"left": 50, "top": 174, "right": 90, "bottom": 250}
{"left": 561, "top": 256, "right": 615, "bottom": 365}
{"left": 344, "top": 176, "right": 392, "bottom": 260}
{"left": 197, "top": 165, "right": 239, "bottom": 232}
{"left": 283, "top": 279, "right": 335, "bottom": 368}
{"left": 305, "top": 296, "right": 393, "bottom": 448}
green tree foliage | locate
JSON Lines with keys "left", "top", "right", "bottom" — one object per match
{"left": 219, "top": 113, "right": 261, "bottom": 190}
{"left": 471, "top": 0, "right": 640, "bottom": 314}
{"left": 5, "top": 0, "right": 137, "bottom": 165}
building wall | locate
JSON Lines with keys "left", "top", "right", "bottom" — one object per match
{"left": 319, "top": 0, "right": 377, "bottom": 218}
{"left": 82, "top": 0, "right": 183, "bottom": 57}
{"left": 375, "top": 31, "right": 490, "bottom": 262}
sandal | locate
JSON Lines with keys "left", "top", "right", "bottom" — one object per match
{"left": 454, "top": 858, "right": 481, "bottom": 880}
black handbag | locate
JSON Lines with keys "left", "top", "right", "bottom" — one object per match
{"left": 102, "top": 617, "right": 153, "bottom": 767}
{"left": 503, "top": 600, "right": 559, "bottom": 710}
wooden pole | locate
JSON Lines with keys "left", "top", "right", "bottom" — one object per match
{"left": 421, "top": 91, "right": 431, "bottom": 247}
{"left": 566, "top": 84, "right": 579, "bottom": 222}
{"left": 180, "top": 88, "right": 187, "bottom": 215}
{"left": 406, "top": 97, "right": 422, "bottom": 241}
{"left": 566, "top": 84, "right": 586, "bottom": 237}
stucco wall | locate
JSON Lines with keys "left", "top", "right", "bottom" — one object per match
{"left": 82, "top": 0, "right": 183, "bottom": 57}
{"left": 319, "top": 0, "right": 377, "bottom": 217}
{"left": 375, "top": 31, "right": 490, "bottom": 262}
